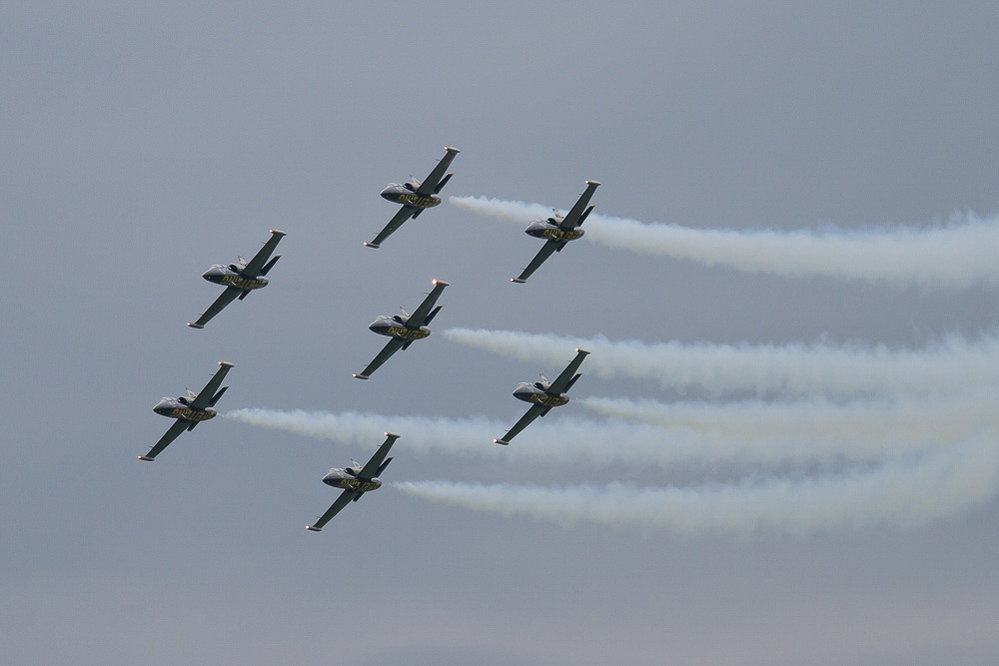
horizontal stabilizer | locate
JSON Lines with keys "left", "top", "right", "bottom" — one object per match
{"left": 259, "top": 255, "right": 281, "bottom": 276}
{"left": 186, "top": 422, "right": 198, "bottom": 432}
{"left": 564, "top": 372, "right": 583, "bottom": 393}
{"left": 376, "top": 456, "right": 394, "bottom": 477}
{"left": 423, "top": 304, "right": 443, "bottom": 326}
{"left": 401, "top": 340, "right": 413, "bottom": 351}
{"left": 208, "top": 385, "right": 229, "bottom": 407}
{"left": 412, "top": 208, "right": 423, "bottom": 219}
{"left": 433, "top": 172, "right": 453, "bottom": 194}
{"left": 577, "top": 205, "right": 594, "bottom": 226}
{"left": 237, "top": 289, "right": 251, "bottom": 301}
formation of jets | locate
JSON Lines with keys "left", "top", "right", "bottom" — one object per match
{"left": 141, "top": 147, "right": 599, "bottom": 530}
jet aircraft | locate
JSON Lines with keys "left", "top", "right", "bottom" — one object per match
{"left": 511, "top": 180, "right": 600, "bottom": 283}
{"left": 364, "top": 147, "right": 460, "bottom": 248}
{"left": 138, "top": 361, "right": 234, "bottom": 461}
{"left": 494, "top": 348, "right": 589, "bottom": 445}
{"left": 353, "top": 279, "right": 448, "bottom": 380}
{"left": 187, "top": 229, "right": 286, "bottom": 329}
{"left": 306, "top": 432, "right": 399, "bottom": 532}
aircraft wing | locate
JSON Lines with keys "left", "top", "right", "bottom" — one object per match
{"left": 407, "top": 280, "right": 448, "bottom": 327}
{"left": 138, "top": 419, "right": 189, "bottom": 461}
{"left": 547, "top": 348, "right": 590, "bottom": 395}
{"left": 414, "top": 147, "right": 460, "bottom": 196}
{"left": 511, "top": 239, "right": 559, "bottom": 283}
{"left": 189, "top": 361, "right": 235, "bottom": 410}
{"left": 241, "top": 230, "right": 286, "bottom": 277}
{"left": 357, "top": 433, "right": 400, "bottom": 479}
{"left": 559, "top": 180, "right": 600, "bottom": 230}
{"left": 187, "top": 287, "right": 241, "bottom": 329}
{"left": 353, "top": 338, "right": 406, "bottom": 380}
{"left": 494, "top": 404, "right": 546, "bottom": 445}
{"left": 306, "top": 488, "right": 359, "bottom": 532}
{"left": 365, "top": 205, "right": 416, "bottom": 249}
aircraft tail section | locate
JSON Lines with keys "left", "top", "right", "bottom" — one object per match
{"left": 237, "top": 289, "right": 251, "bottom": 300}
{"left": 577, "top": 205, "right": 594, "bottom": 226}
{"left": 259, "top": 255, "right": 281, "bottom": 276}
{"left": 376, "top": 456, "right": 394, "bottom": 477}
{"left": 186, "top": 421, "right": 198, "bottom": 432}
{"left": 433, "top": 172, "right": 453, "bottom": 194}
{"left": 423, "top": 304, "right": 444, "bottom": 326}
{"left": 564, "top": 372, "right": 583, "bottom": 393}
{"left": 208, "top": 385, "right": 229, "bottom": 407}
{"left": 412, "top": 208, "right": 424, "bottom": 219}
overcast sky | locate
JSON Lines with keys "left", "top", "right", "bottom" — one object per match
{"left": 3, "top": 3, "right": 998, "bottom": 664}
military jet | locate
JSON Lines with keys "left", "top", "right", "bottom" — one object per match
{"left": 187, "top": 229, "right": 286, "bottom": 329}
{"left": 511, "top": 180, "right": 600, "bottom": 283}
{"left": 364, "top": 147, "right": 460, "bottom": 248}
{"left": 306, "top": 432, "right": 399, "bottom": 532}
{"left": 494, "top": 348, "right": 589, "bottom": 445}
{"left": 138, "top": 361, "right": 234, "bottom": 461}
{"left": 353, "top": 279, "right": 448, "bottom": 380}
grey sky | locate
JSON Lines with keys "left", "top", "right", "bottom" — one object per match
{"left": 2, "top": 3, "right": 998, "bottom": 664}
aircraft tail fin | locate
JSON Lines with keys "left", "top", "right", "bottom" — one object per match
{"left": 208, "top": 385, "right": 229, "bottom": 407}
{"left": 433, "top": 172, "right": 453, "bottom": 194}
{"left": 259, "top": 255, "right": 281, "bottom": 276}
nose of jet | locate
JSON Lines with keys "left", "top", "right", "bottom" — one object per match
{"left": 202, "top": 266, "right": 225, "bottom": 282}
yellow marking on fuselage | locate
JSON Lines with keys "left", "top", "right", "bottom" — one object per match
{"left": 169, "top": 408, "right": 216, "bottom": 421}
{"left": 335, "top": 479, "right": 381, "bottom": 492}
{"left": 540, "top": 228, "right": 584, "bottom": 241}
{"left": 395, "top": 193, "right": 440, "bottom": 208}
{"left": 219, "top": 275, "right": 267, "bottom": 290}
{"left": 387, "top": 326, "right": 430, "bottom": 340}
{"left": 528, "top": 394, "right": 569, "bottom": 407}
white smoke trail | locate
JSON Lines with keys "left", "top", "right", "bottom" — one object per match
{"left": 227, "top": 407, "right": 980, "bottom": 467}
{"left": 397, "top": 436, "right": 999, "bottom": 535}
{"left": 579, "top": 392, "right": 999, "bottom": 447}
{"left": 450, "top": 195, "right": 999, "bottom": 288}
{"left": 442, "top": 328, "right": 999, "bottom": 398}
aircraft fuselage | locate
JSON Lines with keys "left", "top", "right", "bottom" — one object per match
{"left": 202, "top": 264, "right": 269, "bottom": 290}
{"left": 380, "top": 185, "right": 442, "bottom": 209}
{"left": 369, "top": 316, "right": 431, "bottom": 341}
{"left": 525, "top": 220, "right": 585, "bottom": 242}
{"left": 153, "top": 398, "right": 217, "bottom": 421}
{"left": 513, "top": 383, "right": 570, "bottom": 408}
{"left": 323, "top": 468, "right": 382, "bottom": 492}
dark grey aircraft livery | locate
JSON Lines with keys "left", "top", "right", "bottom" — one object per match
{"left": 306, "top": 432, "right": 399, "bottom": 532}
{"left": 353, "top": 279, "right": 448, "bottom": 380}
{"left": 187, "top": 229, "right": 286, "bottom": 329}
{"left": 138, "top": 361, "right": 234, "bottom": 461}
{"left": 364, "top": 147, "right": 460, "bottom": 248}
{"left": 494, "top": 349, "right": 589, "bottom": 445}
{"left": 511, "top": 180, "right": 600, "bottom": 283}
